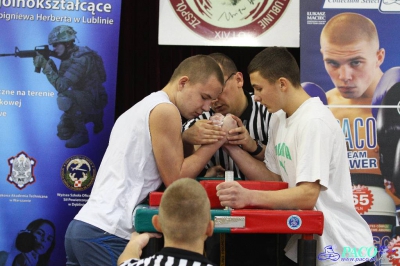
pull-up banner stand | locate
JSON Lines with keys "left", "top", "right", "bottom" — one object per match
{"left": 0, "top": 1, "right": 122, "bottom": 265}
{"left": 300, "top": 1, "right": 400, "bottom": 264}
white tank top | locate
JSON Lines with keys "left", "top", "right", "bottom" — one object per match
{"left": 75, "top": 91, "right": 174, "bottom": 239}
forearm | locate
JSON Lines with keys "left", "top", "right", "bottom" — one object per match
{"left": 117, "top": 248, "right": 140, "bottom": 265}
{"left": 241, "top": 139, "right": 265, "bottom": 161}
{"left": 251, "top": 145, "right": 266, "bottom": 161}
{"left": 180, "top": 140, "right": 224, "bottom": 179}
{"left": 250, "top": 183, "right": 320, "bottom": 210}
{"left": 225, "top": 145, "right": 279, "bottom": 181}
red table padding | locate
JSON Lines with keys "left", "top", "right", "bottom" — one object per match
{"left": 230, "top": 209, "right": 324, "bottom": 235}
{"left": 200, "top": 180, "right": 288, "bottom": 209}
{"left": 149, "top": 181, "right": 288, "bottom": 208}
{"left": 149, "top": 192, "right": 163, "bottom": 206}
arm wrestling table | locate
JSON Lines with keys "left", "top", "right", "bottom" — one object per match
{"left": 133, "top": 180, "right": 324, "bottom": 266}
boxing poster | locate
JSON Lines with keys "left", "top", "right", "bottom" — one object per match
{"left": 300, "top": 1, "right": 400, "bottom": 264}
{"left": 159, "top": 0, "right": 299, "bottom": 47}
{"left": 0, "top": 1, "right": 121, "bottom": 265}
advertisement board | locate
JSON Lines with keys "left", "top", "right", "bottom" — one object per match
{"left": 0, "top": 1, "right": 121, "bottom": 264}
{"left": 300, "top": 1, "right": 400, "bottom": 264}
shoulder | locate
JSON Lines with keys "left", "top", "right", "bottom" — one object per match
{"left": 72, "top": 46, "right": 97, "bottom": 58}
{"left": 298, "top": 100, "right": 340, "bottom": 135}
{"left": 150, "top": 102, "right": 181, "bottom": 131}
{"left": 151, "top": 102, "right": 180, "bottom": 120}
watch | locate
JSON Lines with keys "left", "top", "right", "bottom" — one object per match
{"left": 248, "top": 139, "right": 263, "bottom": 156}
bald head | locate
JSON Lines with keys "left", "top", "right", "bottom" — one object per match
{"left": 158, "top": 178, "right": 211, "bottom": 244}
{"left": 321, "top": 12, "right": 379, "bottom": 50}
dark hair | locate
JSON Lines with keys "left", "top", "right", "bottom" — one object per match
{"left": 169, "top": 54, "right": 224, "bottom": 85}
{"left": 248, "top": 47, "right": 300, "bottom": 87}
{"left": 208, "top": 53, "right": 238, "bottom": 76}
{"left": 26, "top": 219, "right": 56, "bottom": 266}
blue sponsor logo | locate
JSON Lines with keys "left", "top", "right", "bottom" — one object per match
{"left": 318, "top": 245, "right": 377, "bottom": 263}
{"left": 287, "top": 215, "right": 301, "bottom": 230}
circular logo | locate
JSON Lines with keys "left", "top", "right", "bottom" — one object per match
{"left": 287, "top": 215, "right": 302, "bottom": 230}
{"left": 352, "top": 185, "right": 374, "bottom": 215}
{"left": 170, "top": 0, "right": 289, "bottom": 40}
{"left": 61, "top": 155, "right": 96, "bottom": 191}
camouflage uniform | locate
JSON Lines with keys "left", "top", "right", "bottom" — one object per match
{"left": 38, "top": 26, "right": 108, "bottom": 148}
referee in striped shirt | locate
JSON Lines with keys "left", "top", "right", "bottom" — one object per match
{"left": 182, "top": 53, "right": 279, "bottom": 266}
{"left": 182, "top": 53, "right": 271, "bottom": 180}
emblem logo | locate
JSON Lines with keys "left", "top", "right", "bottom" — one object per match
{"left": 7, "top": 151, "right": 36, "bottom": 190}
{"left": 287, "top": 214, "right": 302, "bottom": 230}
{"left": 61, "top": 155, "right": 96, "bottom": 191}
{"left": 170, "top": 0, "right": 290, "bottom": 40}
{"left": 318, "top": 245, "right": 340, "bottom": 262}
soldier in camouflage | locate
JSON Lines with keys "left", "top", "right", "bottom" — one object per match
{"left": 33, "top": 25, "right": 108, "bottom": 148}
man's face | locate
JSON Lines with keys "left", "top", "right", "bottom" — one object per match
{"left": 320, "top": 38, "right": 384, "bottom": 99}
{"left": 52, "top": 43, "right": 66, "bottom": 57}
{"left": 250, "top": 71, "right": 281, "bottom": 113}
{"left": 211, "top": 72, "right": 242, "bottom": 116}
{"left": 178, "top": 75, "right": 223, "bottom": 120}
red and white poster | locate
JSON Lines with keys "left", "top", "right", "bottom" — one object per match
{"left": 159, "top": 0, "right": 299, "bottom": 47}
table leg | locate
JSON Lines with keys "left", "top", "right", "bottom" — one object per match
{"left": 298, "top": 235, "right": 316, "bottom": 266}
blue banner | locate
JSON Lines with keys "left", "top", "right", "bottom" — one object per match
{"left": 0, "top": 1, "right": 121, "bottom": 265}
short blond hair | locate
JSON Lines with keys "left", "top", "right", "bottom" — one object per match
{"left": 169, "top": 55, "right": 224, "bottom": 86}
{"left": 158, "top": 178, "right": 210, "bottom": 243}
{"left": 321, "top": 12, "right": 379, "bottom": 50}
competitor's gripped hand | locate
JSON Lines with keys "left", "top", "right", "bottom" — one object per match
{"left": 216, "top": 181, "right": 252, "bottom": 209}
{"left": 182, "top": 119, "right": 226, "bottom": 145}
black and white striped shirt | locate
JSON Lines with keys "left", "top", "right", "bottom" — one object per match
{"left": 120, "top": 247, "right": 216, "bottom": 266}
{"left": 182, "top": 91, "right": 271, "bottom": 180}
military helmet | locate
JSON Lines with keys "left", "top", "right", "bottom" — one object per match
{"left": 48, "top": 25, "right": 77, "bottom": 45}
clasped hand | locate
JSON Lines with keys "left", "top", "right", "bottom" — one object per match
{"left": 216, "top": 181, "right": 251, "bottom": 209}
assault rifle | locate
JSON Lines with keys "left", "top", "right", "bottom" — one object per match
{"left": 0, "top": 45, "right": 56, "bottom": 73}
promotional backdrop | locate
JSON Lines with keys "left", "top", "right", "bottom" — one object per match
{"left": 300, "top": 1, "right": 400, "bottom": 265}
{"left": 0, "top": 1, "right": 121, "bottom": 265}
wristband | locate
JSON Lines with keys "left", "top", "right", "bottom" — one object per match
{"left": 248, "top": 139, "right": 263, "bottom": 156}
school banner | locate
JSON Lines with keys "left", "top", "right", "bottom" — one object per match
{"left": 159, "top": 0, "right": 299, "bottom": 47}
{"left": 0, "top": 1, "right": 121, "bottom": 265}
{"left": 300, "top": 1, "right": 400, "bottom": 264}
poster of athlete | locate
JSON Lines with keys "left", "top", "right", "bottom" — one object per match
{"left": 159, "top": 0, "right": 299, "bottom": 47}
{"left": 0, "top": 1, "right": 121, "bottom": 265}
{"left": 300, "top": 1, "right": 400, "bottom": 265}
